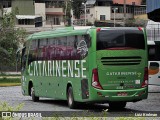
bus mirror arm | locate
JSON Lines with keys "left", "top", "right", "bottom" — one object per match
{"left": 20, "top": 47, "right": 26, "bottom": 72}
{"left": 28, "top": 55, "right": 34, "bottom": 65}
{"left": 16, "top": 49, "right": 21, "bottom": 72}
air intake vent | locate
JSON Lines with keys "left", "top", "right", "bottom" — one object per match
{"left": 101, "top": 56, "right": 141, "bottom": 66}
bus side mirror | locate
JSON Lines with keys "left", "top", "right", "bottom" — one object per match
{"left": 16, "top": 51, "right": 20, "bottom": 62}
{"left": 16, "top": 49, "right": 21, "bottom": 72}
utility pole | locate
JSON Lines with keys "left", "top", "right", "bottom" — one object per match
{"left": 65, "top": 0, "right": 68, "bottom": 25}
{"left": 113, "top": 8, "right": 118, "bottom": 27}
{"left": 123, "top": 0, "right": 126, "bottom": 26}
{"left": 82, "top": 2, "right": 86, "bottom": 26}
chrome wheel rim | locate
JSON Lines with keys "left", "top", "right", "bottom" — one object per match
{"left": 68, "top": 92, "right": 72, "bottom": 105}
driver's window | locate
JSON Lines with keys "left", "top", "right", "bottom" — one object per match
{"left": 21, "top": 41, "right": 30, "bottom": 70}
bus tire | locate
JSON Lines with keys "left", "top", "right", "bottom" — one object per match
{"left": 31, "top": 87, "right": 39, "bottom": 102}
{"left": 109, "top": 102, "right": 126, "bottom": 109}
{"left": 67, "top": 86, "right": 77, "bottom": 109}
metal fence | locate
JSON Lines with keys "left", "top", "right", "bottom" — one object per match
{"left": 146, "top": 24, "right": 160, "bottom": 41}
{"left": 73, "top": 19, "right": 85, "bottom": 26}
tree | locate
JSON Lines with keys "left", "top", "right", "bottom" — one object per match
{"left": 0, "top": 10, "right": 26, "bottom": 72}
{"left": 125, "top": 18, "right": 147, "bottom": 27}
{"left": 71, "top": 0, "right": 85, "bottom": 19}
{"left": 63, "top": 0, "right": 72, "bottom": 26}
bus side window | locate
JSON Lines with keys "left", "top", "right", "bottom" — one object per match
{"left": 38, "top": 38, "right": 47, "bottom": 60}
{"left": 76, "top": 35, "right": 89, "bottom": 59}
{"left": 84, "top": 34, "right": 91, "bottom": 48}
{"left": 67, "top": 36, "right": 76, "bottom": 60}
{"left": 21, "top": 47, "right": 26, "bottom": 70}
{"left": 28, "top": 40, "right": 38, "bottom": 64}
{"left": 48, "top": 38, "right": 56, "bottom": 60}
{"left": 74, "top": 36, "right": 78, "bottom": 48}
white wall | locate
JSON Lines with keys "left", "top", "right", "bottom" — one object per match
{"left": 94, "top": 6, "right": 111, "bottom": 21}
{"left": 80, "top": 6, "right": 111, "bottom": 24}
{"left": 35, "top": 3, "right": 46, "bottom": 26}
{"left": 46, "top": 8, "right": 63, "bottom": 13}
{"left": 3, "top": 7, "right": 12, "bottom": 15}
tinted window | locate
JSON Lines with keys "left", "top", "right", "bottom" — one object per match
{"left": 148, "top": 45, "right": 160, "bottom": 61}
{"left": 47, "top": 37, "right": 67, "bottom": 60}
{"left": 97, "top": 30, "right": 145, "bottom": 50}
{"left": 29, "top": 40, "right": 39, "bottom": 62}
{"left": 28, "top": 35, "right": 90, "bottom": 61}
{"left": 67, "top": 35, "right": 89, "bottom": 60}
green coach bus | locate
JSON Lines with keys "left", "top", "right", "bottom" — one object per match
{"left": 17, "top": 27, "right": 148, "bottom": 109}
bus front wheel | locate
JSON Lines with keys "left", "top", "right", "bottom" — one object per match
{"left": 109, "top": 102, "right": 126, "bottom": 109}
{"left": 31, "top": 87, "right": 39, "bottom": 102}
{"left": 67, "top": 86, "right": 77, "bottom": 109}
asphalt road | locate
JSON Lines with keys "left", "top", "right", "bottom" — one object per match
{"left": 0, "top": 85, "right": 160, "bottom": 117}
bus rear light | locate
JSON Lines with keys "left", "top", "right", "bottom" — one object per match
{"left": 92, "top": 68, "right": 103, "bottom": 89}
{"left": 141, "top": 67, "right": 148, "bottom": 88}
{"left": 138, "top": 27, "right": 143, "bottom": 31}
{"left": 138, "top": 91, "right": 145, "bottom": 96}
{"left": 97, "top": 92, "right": 102, "bottom": 96}
{"left": 96, "top": 28, "right": 101, "bottom": 32}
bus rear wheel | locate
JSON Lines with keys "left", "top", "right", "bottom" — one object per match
{"left": 31, "top": 87, "right": 39, "bottom": 102}
{"left": 67, "top": 87, "right": 77, "bottom": 109}
{"left": 109, "top": 102, "right": 126, "bottom": 109}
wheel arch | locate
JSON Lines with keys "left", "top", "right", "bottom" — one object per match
{"left": 66, "top": 82, "right": 73, "bottom": 97}
{"left": 28, "top": 81, "right": 33, "bottom": 96}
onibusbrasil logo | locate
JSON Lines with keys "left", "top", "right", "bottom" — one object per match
{"left": 2, "top": 112, "right": 42, "bottom": 118}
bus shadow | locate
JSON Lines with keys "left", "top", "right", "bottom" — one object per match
{"left": 39, "top": 99, "right": 69, "bottom": 108}
{"left": 37, "top": 99, "right": 141, "bottom": 113}
{"left": 75, "top": 104, "right": 145, "bottom": 117}
{"left": 76, "top": 103, "right": 137, "bottom": 112}
{"left": 37, "top": 99, "right": 110, "bottom": 111}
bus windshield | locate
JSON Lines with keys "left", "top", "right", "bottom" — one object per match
{"left": 97, "top": 29, "right": 145, "bottom": 50}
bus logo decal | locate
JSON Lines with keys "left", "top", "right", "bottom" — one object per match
{"left": 28, "top": 60, "right": 87, "bottom": 78}
{"left": 106, "top": 72, "right": 138, "bottom": 76}
{"left": 77, "top": 40, "right": 88, "bottom": 58}
{"left": 137, "top": 72, "right": 142, "bottom": 78}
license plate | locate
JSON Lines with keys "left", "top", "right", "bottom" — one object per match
{"left": 117, "top": 92, "right": 128, "bottom": 96}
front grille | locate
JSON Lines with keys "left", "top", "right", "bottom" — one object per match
{"left": 101, "top": 56, "right": 141, "bottom": 66}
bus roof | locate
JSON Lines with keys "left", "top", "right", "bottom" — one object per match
{"left": 27, "top": 26, "right": 92, "bottom": 41}
{"left": 99, "top": 27, "right": 143, "bottom": 31}
{"left": 26, "top": 27, "right": 142, "bottom": 41}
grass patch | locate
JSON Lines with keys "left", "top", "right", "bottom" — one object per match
{"left": 0, "top": 74, "right": 21, "bottom": 77}
{"left": 0, "top": 77, "right": 21, "bottom": 87}
{"left": 0, "top": 78, "right": 21, "bottom": 83}
{"left": 0, "top": 101, "right": 24, "bottom": 111}
{"left": 0, "top": 83, "right": 21, "bottom": 87}
{"left": 0, "top": 101, "right": 24, "bottom": 120}
{"left": 0, "top": 72, "right": 21, "bottom": 76}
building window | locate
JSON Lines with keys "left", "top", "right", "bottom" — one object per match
{"left": 100, "top": 15, "right": 105, "bottom": 21}
{"left": 45, "top": 1, "right": 64, "bottom": 8}
{"left": 18, "top": 19, "right": 34, "bottom": 25}
{"left": 46, "top": 15, "right": 60, "bottom": 25}
{"left": 3, "top": 0, "right": 11, "bottom": 8}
